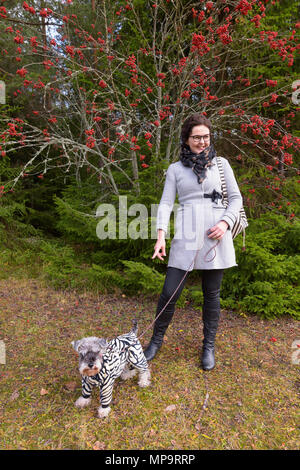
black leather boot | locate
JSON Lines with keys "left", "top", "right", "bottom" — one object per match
{"left": 143, "top": 324, "right": 166, "bottom": 361}
{"left": 201, "top": 307, "right": 220, "bottom": 371}
{"left": 144, "top": 294, "right": 175, "bottom": 361}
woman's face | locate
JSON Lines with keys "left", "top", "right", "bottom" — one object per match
{"left": 186, "top": 124, "right": 210, "bottom": 154}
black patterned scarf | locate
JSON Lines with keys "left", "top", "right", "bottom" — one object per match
{"left": 180, "top": 144, "right": 216, "bottom": 184}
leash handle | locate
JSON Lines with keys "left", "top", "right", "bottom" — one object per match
{"left": 204, "top": 240, "right": 219, "bottom": 263}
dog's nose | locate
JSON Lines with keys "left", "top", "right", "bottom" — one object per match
{"left": 88, "top": 362, "right": 94, "bottom": 368}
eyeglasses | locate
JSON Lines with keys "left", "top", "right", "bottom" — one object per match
{"left": 189, "top": 135, "right": 210, "bottom": 142}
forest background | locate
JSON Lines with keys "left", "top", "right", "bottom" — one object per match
{"left": 0, "top": 0, "right": 299, "bottom": 320}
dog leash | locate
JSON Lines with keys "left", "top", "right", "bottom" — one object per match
{"left": 137, "top": 239, "right": 219, "bottom": 340}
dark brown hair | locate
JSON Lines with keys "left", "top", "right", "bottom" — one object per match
{"left": 180, "top": 113, "right": 212, "bottom": 147}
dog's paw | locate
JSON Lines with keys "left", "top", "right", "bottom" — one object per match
{"left": 75, "top": 396, "right": 91, "bottom": 408}
{"left": 138, "top": 378, "right": 151, "bottom": 387}
{"left": 121, "top": 368, "right": 137, "bottom": 380}
{"left": 138, "top": 370, "right": 151, "bottom": 388}
{"left": 98, "top": 406, "right": 111, "bottom": 418}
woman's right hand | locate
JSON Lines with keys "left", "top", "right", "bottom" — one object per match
{"left": 152, "top": 230, "right": 166, "bottom": 260}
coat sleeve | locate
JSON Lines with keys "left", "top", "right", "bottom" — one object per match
{"left": 156, "top": 164, "right": 177, "bottom": 234}
{"left": 220, "top": 158, "right": 243, "bottom": 230}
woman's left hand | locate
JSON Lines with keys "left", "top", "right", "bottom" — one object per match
{"left": 207, "top": 220, "right": 229, "bottom": 240}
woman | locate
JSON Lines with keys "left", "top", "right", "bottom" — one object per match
{"left": 144, "top": 113, "right": 243, "bottom": 370}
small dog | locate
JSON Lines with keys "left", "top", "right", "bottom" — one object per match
{"left": 71, "top": 320, "right": 151, "bottom": 418}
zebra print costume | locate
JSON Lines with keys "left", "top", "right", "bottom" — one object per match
{"left": 81, "top": 330, "right": 149, "bottom": 408}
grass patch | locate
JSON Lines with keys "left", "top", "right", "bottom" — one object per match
{"left": 0, "top": 278, "right": 299, "bottom": 450}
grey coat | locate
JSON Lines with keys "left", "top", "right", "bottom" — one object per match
{"left": 156, "top": 157, "right": 243, "bottom": 271}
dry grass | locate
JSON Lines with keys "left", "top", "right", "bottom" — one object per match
{"left": 0, "top": 277, "right": 299, "bottom": 450}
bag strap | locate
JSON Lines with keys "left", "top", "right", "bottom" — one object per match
{"left": 216, "top": 157, "right": 247, "bottom": 251}
{"left": 216, "top": 156, "right": 228, "bottom": 207}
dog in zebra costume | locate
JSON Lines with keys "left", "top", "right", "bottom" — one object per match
{"left": 72, "top": 320, "right": 151, "bottom": 418}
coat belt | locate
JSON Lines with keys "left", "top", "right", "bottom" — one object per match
{"left": 203, "top": 189, "right": 222, "bottom": 203}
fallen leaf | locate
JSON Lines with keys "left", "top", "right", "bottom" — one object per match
{"left": 165, "top": 404, "right": 176, "bottom": 412}
{"left": 40, "top": 388, "right": 49, "bottom": 396}
{"left": 195, "top": 422, "right": 201, "bottom": 432}
{"left": 93, "top": 441, "right": 106, "bottom": 450}
{"left": 10, "top": 390, "right": 19, "bottom": 401}
{"left": 64, "top": 381, "right": 77, "bottom": 392}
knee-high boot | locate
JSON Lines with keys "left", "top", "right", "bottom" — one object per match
{"left": 144, "top": 294, "right": 176, "bottom": 361}
{"left": 201, "top": 306, "right": 220, "bottom": 371}
{"left": 201, "top": 270, "right": 223, "bottom": 371}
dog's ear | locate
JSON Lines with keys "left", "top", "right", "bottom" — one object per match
{"left": 97, "top": 338, "right": 108, "bottom": 354}
{"left": 71, "top": 340, "right": 81, "bottom": 352}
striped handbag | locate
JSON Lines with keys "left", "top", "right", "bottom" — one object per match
{"left": 216, "top": 157, "right": 248, "bottom": 248}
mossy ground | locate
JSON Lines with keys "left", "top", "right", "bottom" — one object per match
{"left": 0, "top": 278, "right": 299, "bottom": 450}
